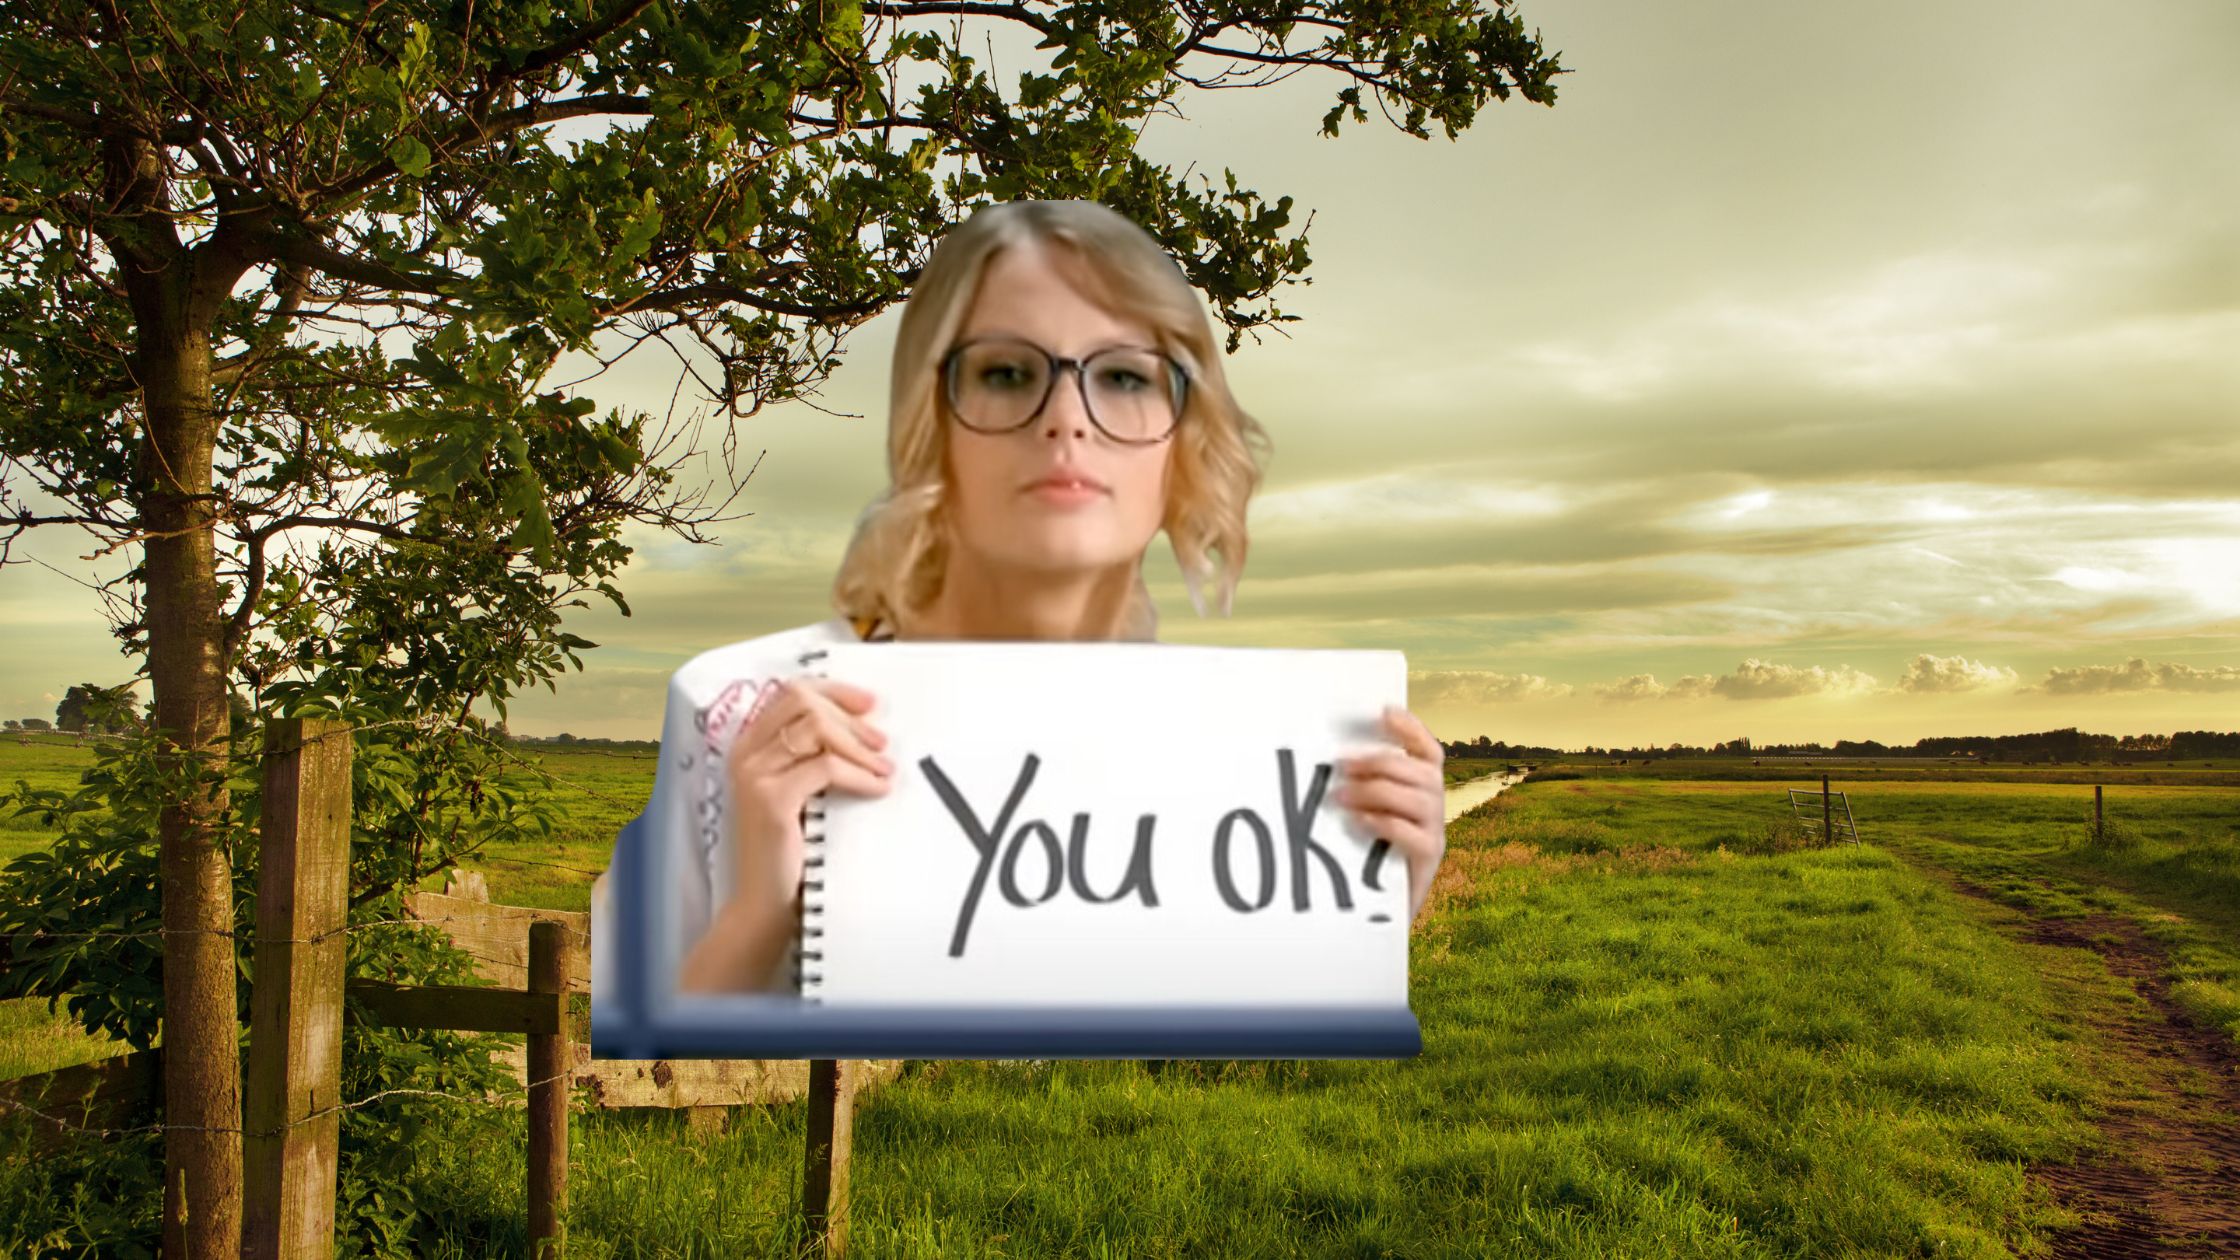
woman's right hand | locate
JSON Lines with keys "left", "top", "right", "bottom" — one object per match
{"left": 677, "top": 678, "right": 893, "bottom": 994}
{"left": 727, "top": 678, "right": 893, "bottom": 901}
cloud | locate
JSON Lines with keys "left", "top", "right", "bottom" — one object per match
{"left": 2035, "top": 657, "right": 2240, "bottom": 694}
{"left": 1895, "top": 653, "right": 2020, "bottom": 693}
{"left": 1409, "top": 670, "right": 1574, "bottom": 706}
{"left": 1595, "top": 658, "right": 1879, "bottom": 702}
{"left": 1594, "top": 673, "right": 1670, "bottom": 703}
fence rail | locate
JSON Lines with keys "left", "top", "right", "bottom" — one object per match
{"left": 0, "top": 715, "right": 865, "bottom": 1259}
{"left": 0, "top": 1047, "right": 163, "bottom": 1152}
{"left": 1788, "top": 775, "right": 1861, "bottom": 845}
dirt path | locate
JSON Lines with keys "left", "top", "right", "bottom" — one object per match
{"left": 1937, "top": 876, "right": 2240, "bottom": 1258}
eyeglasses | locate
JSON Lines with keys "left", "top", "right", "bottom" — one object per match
{"left": 941, "top": 337, "right": 1189, "bottom": 445}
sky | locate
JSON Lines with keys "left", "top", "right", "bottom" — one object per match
{"left": 3, "top": 0, "right": 2236, "bottom": 749}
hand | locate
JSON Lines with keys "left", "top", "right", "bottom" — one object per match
{"left": 1332, "top": 705, "right": 1446, "bottom": 924}
{"left": 677, "top": 678, "right": 892, "bottom": 993}
{"left": 726, "top": 677, "right": 893, "bottom": 895}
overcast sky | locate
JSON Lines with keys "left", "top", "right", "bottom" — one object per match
{"left": 4, "top": 0, "right": 2235, "bottom": 748}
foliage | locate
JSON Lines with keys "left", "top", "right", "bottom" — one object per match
{"left": 0, "top": 0, "right": 1561, "bottom": 1243}
{"left": 0, "top": 1123, "right": 163, "bottom": 1258}
{"left": 0, "top": 0, "right": 1565, "bottom": 580}
{"left": 0, "top": 687, "right": 518, "bottom": 1255}
{"left": 1735, "top": 814, "right": 1822, "bottom": 856}
{"left": 2080, "top": 811, "right": 2145, "bottom": 851}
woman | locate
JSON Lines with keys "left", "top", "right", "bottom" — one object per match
{"left": 643, "top": 199, "right": 1447, "bottom": 995}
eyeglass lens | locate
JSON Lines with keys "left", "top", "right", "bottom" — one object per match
{"left": 949, "top": 340, "right": 1179, "bottom": 441}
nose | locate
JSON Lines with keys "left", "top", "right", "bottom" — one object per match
{"left": 1039, "top": 363, "right": 1095, "bottom": 443}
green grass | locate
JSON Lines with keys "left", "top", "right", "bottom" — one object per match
{"left": 7, "top": 743, "right": 2236, "bottom": 1256}
{"left": 1441, "top": 758, "right": 1512, "bottom": 788}
{"left": 0, "top": 997, "right": 134, "bottom": 1081}
{"left": 0, "top": 734, "right": 115, "bottom": 869}
{"left": 355, "top": 779, "right": 2196, "bottom": 1257}
{"left": 1538, "top": 756, "right": 2240, "bottom": 788}
{"left": 0, "top": 737, "right": 642, "bottom": 1082}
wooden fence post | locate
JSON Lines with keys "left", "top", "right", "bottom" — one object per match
{"left": 528, "top": 919, "right": 570, "bottom": 1258}
{"left": 2094, "top": 784, "right": 2105, "bottom": 840}
{"left": 1821, "top": 775, "right": 1832, "bottom": 845}
{"left": 802, "top": 1059, "right": 855, "bottom": 1257}
{"left": 243, "top": 717, "right": 354, "bottom": 1260}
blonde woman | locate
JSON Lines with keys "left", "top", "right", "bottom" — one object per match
{"left": 608, "top": 199, "right": 1447, "bottom": 997}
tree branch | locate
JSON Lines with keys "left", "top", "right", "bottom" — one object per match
{"left": 606, "top": 279, "right": 909, "bottom": 321}
{"left": 507, "top": 0, "right": 662, "bottom": 83}
{"left": 255, "top": 512, "right": 419, "bottom": 545}
{"left": 865, "top": 0, "right": 1059, "bottom": 35}
{"left": 258, "top": 230, "right": 464, "bottom": 298}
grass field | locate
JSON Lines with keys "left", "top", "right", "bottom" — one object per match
{"left": 3, "top": 738, "right": 2235, "bottom": 1256}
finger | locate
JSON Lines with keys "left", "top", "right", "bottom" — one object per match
{"left": 1336, "top": 776, "right": 1440, "bottom": 830}
{"left": 753, "top": 679, "right": 881, "bottom": 746}
{"left": 1382, "top": 706, "right": 1443, "bottom": 762}
{"left": 782, "top": 749, "right": 894, "bottom": 802}
{"left": 1341, "top": 748, "right": 1440, "bottom": 790}
{"left": 793, "top": 680, "right": 889, "bottom": 751}
{"left": 1337, "top": 802, "right": 1440, "bottom": 862}
{"left": 804, "top": 678, "right": 880, "bottom": 716}
{"left": 747, "top": 681, "right": 885, "bottom": 762}
{"left": 793, "top": 693, "right": 893, "bottom": 777}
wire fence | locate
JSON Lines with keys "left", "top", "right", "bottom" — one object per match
{"left": 3, "top": 716, "right": 858, "bottom": 1256}
{"left": 0, "top": 1065, "right": 581, "bottom": 1143}
{"left": 10, "top": 711, "right": 656, "bottom": 815}
{"left": 0, "top": 917, "right": 590, "bottom": 947}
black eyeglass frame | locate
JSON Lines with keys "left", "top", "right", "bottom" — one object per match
{"left": 940, "top": 337, "right": 1192, "bottom": 445}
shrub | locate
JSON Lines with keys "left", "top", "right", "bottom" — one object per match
{"left": 1731, "top": 817, "right": 1822, "bottom": 856}
{"left": 2079, "top": 813, "right": 2145, "bottom": 851}
{"left": 0, "top": 705, "right": 516, "bottom": 1255}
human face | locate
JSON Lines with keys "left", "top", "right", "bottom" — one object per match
{"left": 941, "top": 241, "right": 1173, "bottom": 580}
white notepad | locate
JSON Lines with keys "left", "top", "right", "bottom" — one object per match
{"left": 792, "top": 641, "right": 1411, "bottom": 1007}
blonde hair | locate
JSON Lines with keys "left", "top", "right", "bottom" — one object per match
{"left": 832, "top": 200, "right": 1271, "bottom": 640}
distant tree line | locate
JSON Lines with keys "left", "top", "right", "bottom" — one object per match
{"left": 1441, "top": 734, "right": 1563, "bottom": 759}
{"left": 1446, "top": 726, "right": 2239, "bottom": 762}
{"left": 12, "top": 703, "right": 2235, "bottom": 765}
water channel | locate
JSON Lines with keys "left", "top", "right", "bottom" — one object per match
{"left": 1442, "top": 768, "right": 1529, "bottom": 823}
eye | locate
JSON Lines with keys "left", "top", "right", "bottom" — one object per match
{"left": 977, "top": 363, "right": 1035, "bottom": 390}
{"left": 1095, "top": 365, "right": 1153, "bottom": 392}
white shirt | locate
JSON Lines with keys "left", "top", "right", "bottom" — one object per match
{"left": 589, "top": 615, "right": 891, "bottom": 998}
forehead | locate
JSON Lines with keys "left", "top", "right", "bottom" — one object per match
{"left": 960, "top": 239, "right": 1155, "bottom": 347}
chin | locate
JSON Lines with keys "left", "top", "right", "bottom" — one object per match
{"left": 995, "top": 541, "right": 1139, "bottom": 575}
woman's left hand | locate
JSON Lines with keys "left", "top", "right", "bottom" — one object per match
{"left": 1333, "top": 705, "right": 1446, "bottom": 923}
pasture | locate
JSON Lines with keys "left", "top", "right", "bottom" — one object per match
{"left": 2, "top": 736, "right": 2235, "bottom": 1256}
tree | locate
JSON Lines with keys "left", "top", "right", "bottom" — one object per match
{"left": 55, "top": 680, "right": 138, "bottom": 733}
{"left": 0, "top": 0, "right": 1561, "bottom": 1248}
{"left": 55, "top": 683, "right": 90, "bottom": 732}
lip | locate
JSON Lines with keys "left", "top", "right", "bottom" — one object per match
{"left": 1021, "top": 469, "right": 1110, "bottom": 495}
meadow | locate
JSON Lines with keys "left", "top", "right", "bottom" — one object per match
{"left": 2, "top": 736, "right": 2235, "bottom": 1256}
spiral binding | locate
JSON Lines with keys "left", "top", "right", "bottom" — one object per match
{"left": 795, "top": 645, "right": 830, "bottom": 1002}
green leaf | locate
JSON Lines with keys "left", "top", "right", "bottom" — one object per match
{"left": 388, "top": 135, "right": 433, "bottom": 178}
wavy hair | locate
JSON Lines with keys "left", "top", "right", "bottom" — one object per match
{"left": 831, "top": 199, "right": 1271, "bottom": 640}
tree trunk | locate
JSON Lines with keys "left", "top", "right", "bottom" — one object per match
{"left": 139, "top": 321, "right": 243, "bottom": 1257}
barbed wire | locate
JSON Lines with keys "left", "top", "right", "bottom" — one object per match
{"left": 0, "top": 723, "right": 648, "bottom": 1151}
{"left": 8, "top": 712, "right": 654, "bottom": 813}
{"left": 1, "top": 914, "right": 591, "bottom": 948}
{"left": 455, "top": 851, "right": 610, "bottom": 880}
{"left": 0, "top": 1064, "right": 584, "bottom": 1143}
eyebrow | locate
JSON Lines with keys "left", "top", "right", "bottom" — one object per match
{"left": 963, "top": 331, "right": 1161, "bottom": 355}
